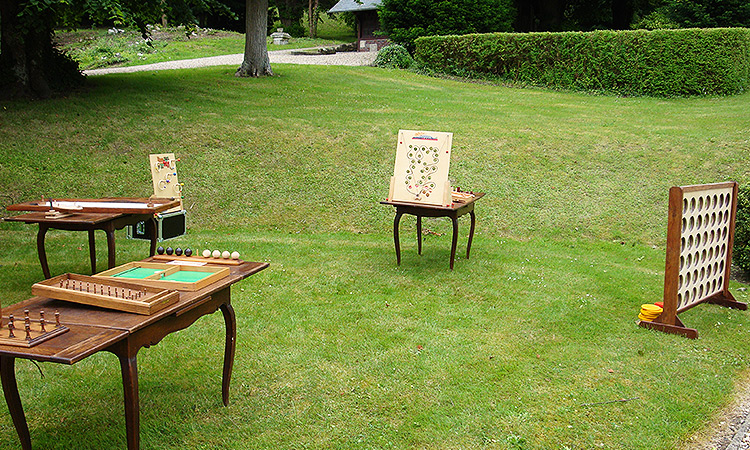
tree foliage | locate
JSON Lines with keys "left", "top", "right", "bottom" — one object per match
{"left": 379, "top": 0, "right": 516, "bottom": 52}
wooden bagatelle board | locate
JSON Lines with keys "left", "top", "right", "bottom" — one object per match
{"left": 32, "top": 273, "right": 179, "bottom": 315}
{"left": 388, "top": 130, "right": 453, "bottom": 207}
{"left": 95, "top": 262, "right": 229, "bottom": 291}
{"left": 150, "top": 153, "right": 183, "bottom": 211}
{"left": 6, "top": 197, "right": 180, "bottom": 215}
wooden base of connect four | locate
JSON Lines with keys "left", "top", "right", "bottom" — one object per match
{"left": 0, "top": 311, "right": 69, "bottom": 348}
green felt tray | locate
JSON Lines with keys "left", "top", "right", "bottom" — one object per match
{"left": 112, "top": 267, "right": 162, "bottom": 279}
{"left": 161, "top": 271, "right": 213, "bottom": 282}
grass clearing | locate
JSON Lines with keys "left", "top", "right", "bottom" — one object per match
{"left": 1, "top": 64, "right": 750, "bottom": 449}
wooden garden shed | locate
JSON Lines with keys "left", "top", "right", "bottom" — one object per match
{"left": 328, "top": 0, "right": 389, "bottom": 52}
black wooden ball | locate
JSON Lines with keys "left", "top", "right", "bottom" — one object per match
{"left": 166, "top": 247, "right": 174, "bottom": 255}
{"left": 175, "top": 247, "right": 183, "bottom": 256}
{"left": 184, "top": 248, "right": 193, "bottom": 257}
{"left": 157, "top": 246, "right": 165, "bottom": 255}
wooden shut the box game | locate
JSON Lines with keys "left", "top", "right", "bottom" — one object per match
{"left": 32, "top": 273, "right": 179, "bottom": 315}
{"left": 95, "top": 261, "right": 229, "bottom": 291}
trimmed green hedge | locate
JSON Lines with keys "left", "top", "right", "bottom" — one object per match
{"left": 415, "top": 28, "right": 750, "bottom": 97}
{"left": 735, "top": 185, "right": 750, "bottom": 275}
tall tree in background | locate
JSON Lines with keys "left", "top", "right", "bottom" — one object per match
{"left": 0, "top": 0, "right": 236, "bottom": 98}
{"left": 236, "top": 0, "right": 273, "bottom": 76}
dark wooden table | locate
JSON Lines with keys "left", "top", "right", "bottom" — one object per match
{"left": 0, "top": 258, "right": 269, "bottom": 450}
{"left": 381, "top": 193, "right": 485, "bottom": 269}
{"left": 5, "top": 198, "right": 181, "bottom": 278}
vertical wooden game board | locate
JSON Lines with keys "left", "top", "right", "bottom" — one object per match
{"left": 388, "top": 130, "right": 453, "bottom": 207}
{"left": 150, "top": 153, "right": 183, "bottom": 211}
{"left": 640, "top": 182, "right": 747, "bottom": 338}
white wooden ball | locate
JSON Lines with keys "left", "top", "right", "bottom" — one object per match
{"left": 212, "top": 250, "right": 221, "bottom": 258}
{"left": 222, "top": 250, "right": 230, "bottom": 259}
{"left": 202, "top": 249, "right": 211, "bottom": 258}
{"left": 231, "top": 251, "right": 240, "bottom": 260}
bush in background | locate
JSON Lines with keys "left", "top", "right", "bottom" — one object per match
{"left": 379, "top": 0, "right": 515, "bottom": 52}
{"left": 373, "top": 44, "right": 414, "bottom": 69}
{"left": 415, "top": 28, "right": 750, "bottom": 97}
{"left": 735, "top": 185, "right": 750, "bottom": 275}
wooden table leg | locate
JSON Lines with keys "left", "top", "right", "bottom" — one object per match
{"left": 117, "top": 351, "right": 140, "bottom": 450}
{"left": 105, "top": 224, "right": 117, "bottom": 269}
{"left": 148, "top": 217, "right": 158, "bottom": 257}
{"left": 467, "top": 210, "right": 476, "bottom": 259}
{"left": 393, "top": 211, "right": 403, "bottom": 265}
{"left": 1, "top": 356, "right": 32, "bottom": 450}
{"left": 416, "top": 216, "right": 422, "bottom": 256}
{"left": 450, "top": 216, "right": 459, "bottom": 270}
{"left": 219, "top": 294, "right": 236, "bottom": 406}
{"left": 36, "top": 225, "right": 51, "bottom": 279}
{"left": 88, "top": 229, "right": 97, "bottom": 274}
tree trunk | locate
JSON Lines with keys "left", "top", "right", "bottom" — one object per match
{"left": 236, "top": 0, "right": 273, "bottom": 77}
{"left": 0, "top": 0, "right": 52, "bottom": 98}
{"left": 308, "top": 0, "right": 319, "bottom": 38}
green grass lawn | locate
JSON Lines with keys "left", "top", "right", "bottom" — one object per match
{"left": 1, "top": 64, "right": 750, "bottom": 449}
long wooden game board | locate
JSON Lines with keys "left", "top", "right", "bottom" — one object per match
{"left": 33, "top": 273, "right": 179, "bottom": 315}
{"left": 6, "top": 197, "right": 180, "bottom": 215}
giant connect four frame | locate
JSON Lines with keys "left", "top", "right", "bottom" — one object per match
{"left": 639, "top": 182, "right": 747, "bottom": 338}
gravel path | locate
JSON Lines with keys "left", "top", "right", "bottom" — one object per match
{"left": 84, "top": 48, "right": 377, "bottom": 76}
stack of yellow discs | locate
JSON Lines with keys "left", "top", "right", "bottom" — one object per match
{"left": 638, "top": 304, "right": 663, "bottom": 322}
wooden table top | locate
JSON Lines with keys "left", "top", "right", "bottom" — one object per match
{"left": 4, "top": 212, "right": 125, "bottom": 225}
{"left": 381, "top": 192, "right": 485, "bottom": 211}
{"left": 0, "top": 259, "right": 269, "bottom": 364}
{"left": 6, "top": 197, "right": 181, "bottom": 215}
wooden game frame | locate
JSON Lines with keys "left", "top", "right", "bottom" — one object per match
{"left": 639, "top": 182, "right": 747, "bottom": 338}
{"left": 33, "top": 273, "right": 179, "bottom": 315}
{"left": 388, "top": 130, "right": 453, "bottom": 207}
{"left": 150, "top": 153, "right": 183, "bottom": 211}
{"left": 95, "top": 262, "right": 229, "bottom": 291}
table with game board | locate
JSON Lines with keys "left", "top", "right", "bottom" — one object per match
{"left": 0, "top": 256, "right": 268, "bottom": 450}
{"left": 381, "top": 192, "right": 485, "bottom": 270}
{"left": 4, "top": 198, "right": 181, "bottom": 278}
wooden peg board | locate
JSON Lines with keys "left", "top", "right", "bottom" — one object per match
{"left": 388, "top": 130, "right": 453, "bottom": 207}
{"left": 639, "top": 182, "right": 747, "bottom": 338}
{"left": 33, "top": 273, "right": 179, "bottom": 315}
{"left": 0, "top": 313, "right": 69, "bottom": 348}
{"left": 150, "top": 153, "right": 183, "bottom": 211}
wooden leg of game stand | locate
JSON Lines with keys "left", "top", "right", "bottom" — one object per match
{"left": 104, "top": 223, "right": 117, "bottom": 270}
{"left": 450, "top": 215, "right": 458, "bottom": 270}
{"left": 706, "top": 291, "right": 748, "bottom": 310}
{"left": 393, "top": 211, "right": 403, "bottom": 265}
{"left": 148, "top": 217, "right": 158, "bottom": 257}
{"left": 219, "top": 290, "right": 235, "bottom": 406}
{"left": 638, "top": 316, "right": 698, "bottom": 339}
{"left": 417, "top": 216, "right": 424, "bottom": 255}
{"left": 88, "top": 230, "right": 97, "bottom": 274}
{"left": 0, "top": 356, "right": 32, "bottom": 450}
{"left": 36, "top": 225, "right": 51, "bottom": 279}
{"left": 467, "top": 210, "right": 476, "bottom": 260}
